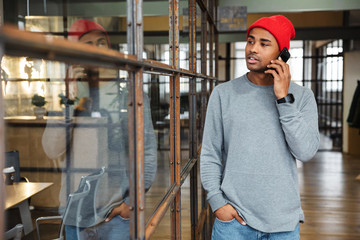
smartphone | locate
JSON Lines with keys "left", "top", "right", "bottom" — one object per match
{"left": 266, "top": 47, "right": 291, "bottom": 74}
{"left": 278, "top": 47, "right": 290, "bottom": 63}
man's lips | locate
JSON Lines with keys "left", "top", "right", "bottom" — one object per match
{"left": 247, "top": 55, "right": 260, "bottom": 64}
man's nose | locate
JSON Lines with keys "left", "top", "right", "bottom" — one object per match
{"left": 249, "top": 43, "right": 259, "bottom": 53}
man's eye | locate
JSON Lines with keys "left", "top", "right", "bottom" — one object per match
{"left": 261, "top": 43, "right": 268, "bottom": 46}
{"left": 97, "top": 41, "right": 107, "bottom": 48}
{"left": 247, "top": 40, "right": 254, "bottom": 44}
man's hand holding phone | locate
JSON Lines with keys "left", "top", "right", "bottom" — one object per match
{"left": 264, "top": 47, "right": 292, "bottom": 99}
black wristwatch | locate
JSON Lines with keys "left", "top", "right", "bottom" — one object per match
{"left": 277, "top": 93, "right": 295, "bottom": 104}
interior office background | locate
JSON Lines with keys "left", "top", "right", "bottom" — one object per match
{"left": 1, "top": 0, "right": 360, "bottom": 239}
{"left": 3, "top": 0, "right": 360, "bottom": 153}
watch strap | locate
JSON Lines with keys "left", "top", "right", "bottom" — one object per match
{"left": 277, "top": 93, "right": 295, "bottom": 104}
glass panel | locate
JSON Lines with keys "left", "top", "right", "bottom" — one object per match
{"left": 144, "top": 1, "right": 169, "bottom": 60}
{"left": 232, "top": 42, "right": 246, "bottom": 79}
{"left": 196, "top": 3, "right": 202, "bottom": 74}
{"left": 143, "top": 73, "right": 172, "bottom": 223}
{"left": 180, "top": 77, "right": 190, "bottom": 170}
{"left": 180, "top": 0, "right": 190, "bottom": 70}
{"left": 149, "top": 209, "right": 171, "bottom": 239}
{"left": 24, "top": 16, "right": 64, "bottom": 34}
{"left": 2, "top": 1, "right": 218, "bottom": 239}
{"left": 24, "top": 15, "right": 126, "bottom": 52}
{"left": 181, "top": 181, "right": 191, "bottom": 239}
{"left": 2, "top": 56, "right": 65, "bottom": 116}
{"left": 288, "top": 40, "right": 304, "bottom": 86}
{"left": 66, "top": 0, "right": 127, "bottom": 52}
{"left": 198, "top": 75, "right": 208, "bottom": 235}
{"left": 66, "top": 16, "right": 126, "bottom": 52}
{"left": 207, "top": 22, "right": 210, "bottom": 76}
{"left": 2, "top": 1, "right": 134, "bottom": 237}
{"left": 213, "top": 28, "right": 216, "bottom": 77}
{"left": 198, "top": 166, "right": 203, "bottom": 226}
{"left": 3, "top": 59, "right": 64, "bottom": 239}
{"left": 2, "top": 49, "right": 133, "bottom": 238}
{"left": 197, "top": 78, "right": 204, "bottom": 148}
{"left": 25, "top": 16, "right": 121, "bottom": 44}
{"left": 4, "top": 9, "right": 128, "bottom": 65}
{"left": 303, "top": 40, "right": 313, "bottom": 89}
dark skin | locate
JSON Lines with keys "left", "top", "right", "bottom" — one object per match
{"left": 245, "top": 27, "right": 291, "bottom": 99}
{"left": 105, "top": 202, "right": 130, "bottom": 222}
{"left": 214, "top": 27, "right": 292, "bottom": 225}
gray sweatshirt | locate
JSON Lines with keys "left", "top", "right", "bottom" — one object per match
{"left": 200, "top": 74, "right": 319, "bottom": 233}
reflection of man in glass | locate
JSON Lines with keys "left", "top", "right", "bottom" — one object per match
{"left": 42, "top": 20, "right": 157, "bottom": 239}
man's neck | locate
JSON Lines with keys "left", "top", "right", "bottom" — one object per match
{"left": 247, "top": 71, "right": 274, "bottom": 86}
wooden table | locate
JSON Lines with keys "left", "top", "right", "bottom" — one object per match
{"left": 5, "top": 182, "right": 53, "bottom": 235}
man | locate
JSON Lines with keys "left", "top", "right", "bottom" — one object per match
{"left": 42, "top": 20, "right": 157, "bottom": 239}
{"left": 200, "top": 15, "right": 319, "bottom": 239}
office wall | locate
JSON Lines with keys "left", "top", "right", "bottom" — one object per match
{"left": 343, "top": 50, "right": 360, "bottom": 155}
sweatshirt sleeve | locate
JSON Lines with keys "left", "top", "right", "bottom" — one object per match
{"left": 200, "top": 88, "right": 227, "bottom": 212}
{"left": 143, "top": 94, "right": 157, "bottom": 191}
{"left": 276, "top": 89, "right": 320, "bottom": 162}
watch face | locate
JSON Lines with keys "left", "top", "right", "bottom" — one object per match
{"left": 287, "top": 94, "right": 295, "bottom": 103}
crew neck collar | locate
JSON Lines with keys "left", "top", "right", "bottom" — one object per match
{"left": 244, "top": 73, "right": 274, "bottom": 89}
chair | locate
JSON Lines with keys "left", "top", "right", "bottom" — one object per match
{"left": 36, "top": 167, "right": 105, "bottom": 240}
{"left": 4, "top": 224, "right": 23, "bottom": 240}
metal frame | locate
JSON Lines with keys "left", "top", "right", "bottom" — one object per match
{"left": 314, "top": 40, "right": 344, "bottom": 151}
{"left": 127, "top": 0, "right": 146, "bottom": 238}
{"left": 169, "top": 1, "right": 181, "bottom": 239}
{"left": 0, "top": 40, "right": 5, "bottom": 240}
{"left": 0, "top": 0, "right": 218, "bottom": 238}
{"left": 188, "top": 0, "right": 198, "bottom": 239}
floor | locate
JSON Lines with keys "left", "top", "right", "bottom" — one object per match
{"left": 6, "top": 135, "right": 360, "bottom": 239}
{"left": 298, "top": 151, "right": 360, "bottom": 240}
{"left": 147, "top": 133, "right": 360, "bottom": 239}
{"left": 146, "top": 151, "right": 360, "bottom": 240}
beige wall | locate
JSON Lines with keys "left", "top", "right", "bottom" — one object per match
{"left": 218, "top": 43, "right": 227, "bottom": 81}
{"left": 343, "top": 50, "right": 360, "bottom": 155}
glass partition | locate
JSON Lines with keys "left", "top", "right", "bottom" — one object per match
{"left": 181, "top": 182, "right": 191, "bottom": 239}
{"left": 1, "top": 0, "right": 218, "bottom": 239}
{"left": 195, "top": 77, "right": 204, "bottom": 224}
{"left": 149, "top": 210, "right": 171, "bottom": 239}
{"left": 212, "top": 25, "right": 216, "bottom": 77}
{"left": 22, "top": 16, "right": 127, "bottom": 53}
{"left": 180, "top": 77, "right": 190, "bottom": 170}
{"left": 3, "top": 52, "right": 135, "bottom": 239}
{"left": 196, "top": 78, "right": 203, "bottom": 147}
{"left": 196, "top": 3, "right": 202, "bottom": 74}
{"left": 180, "top": 0, "right": 190, "bottom": 70}
{"left": 143, "top": 73, "right": 172, "bottom": 222}
{"left": 207, "top": 22, "right": 211, "bottom": 76}
{"left": 144, "top": 0, "right": 169, "bottom": 55}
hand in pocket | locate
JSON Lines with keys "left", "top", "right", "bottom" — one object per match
{"left": 214, "top": 204, "right": 246, "bottom": 225}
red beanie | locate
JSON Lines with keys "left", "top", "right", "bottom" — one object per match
{"left": 68, "top": 20, "right": 110, "bottom": 46}
{"left": 247, "top": 15, "right": 295, "bottom": 51}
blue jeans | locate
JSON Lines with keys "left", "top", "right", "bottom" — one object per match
{"left": 65, "top": 216, "right": 129, "bottom": 240}
{"left": 212, "top": 218, "right": 300, "bottom": 240}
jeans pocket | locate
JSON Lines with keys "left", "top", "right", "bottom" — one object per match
{"left": 212, "top": 218, "right": 239, "bottom": 240}
{"left": 118, "top": 215, "right": 130, "bottom": 221}
{"left": 215, "top": 217, "right": 236, "bottom": 224}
